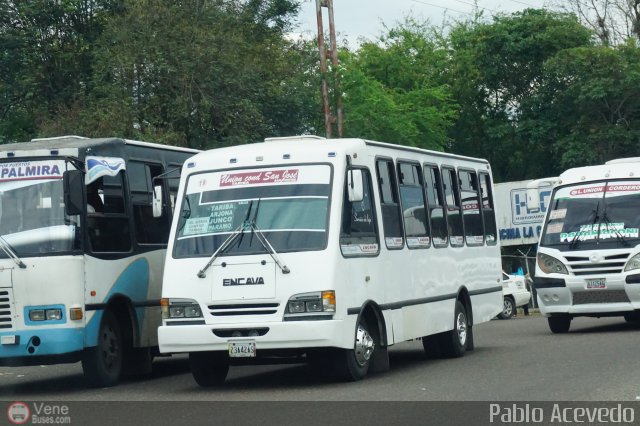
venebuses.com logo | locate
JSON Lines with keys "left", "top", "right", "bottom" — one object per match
{"left": 6, "top": 401, "right": 71, "bottom": 424}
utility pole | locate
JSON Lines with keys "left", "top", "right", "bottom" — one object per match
{"left": 315, "top": 0, "right": 343, "bottom": 138}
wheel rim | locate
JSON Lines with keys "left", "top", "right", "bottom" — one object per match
{"left": 99, "top": 322, "right": 120, "bottom": 371}
{"left": 503, "top": 299, "right": 513, "bottom": 316}
{"left": 354, "top": 323, "right": 374, "bottom": 367}
{"left": 456, "top": 312, "right": 467, "bottom": 346}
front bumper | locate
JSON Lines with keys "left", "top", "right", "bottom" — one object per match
{"left": 158, "top": 318, "right": 354, "bottom": 354}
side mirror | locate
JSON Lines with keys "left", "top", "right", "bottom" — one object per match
{"left": 63, "top": 170, "right": 84, "bottom": 216}
{"left": 347, "top": 169, "right": 364, "bottom": 203}
{"left": 152, "top": 185, "right": 163, "bottom": 218}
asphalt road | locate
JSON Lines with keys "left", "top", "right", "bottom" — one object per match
{"left": 2, "top": 315, "right": 640, "bottom": 402}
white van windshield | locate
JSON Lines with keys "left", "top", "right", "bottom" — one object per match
{"left": 540, "top": 180, "right": 640, "bottom": 251}
{"left": 173, "top": 164, "right": 332, "bottom": 258}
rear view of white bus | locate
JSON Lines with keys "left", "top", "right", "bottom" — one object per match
{"left": 159, "top": 136, "right": 503, "bottom": 386}
{"left": 534, "top": 158, "right": 640, "bottom": 333}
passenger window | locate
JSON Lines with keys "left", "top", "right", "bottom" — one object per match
{"left": 87, "top": 173, "right": 131, "bottom": 252}
{"left": 340, "top": 169, "right": 379, "bottom": 256}
{"left": 442, "top": 167, "right": 464, "bottom": 247}
{"left": 459, "top": 169, "right": 484, "bottom": 246}
{"left": 398, "top": 162, "right": 430, "bottom": 248}
{"left": 376, "top": 159, "right": 404, "bottom": 249}
{"left": 129, "top": 162, "right": 170, "bottom": 245}
{"left": 424, "top": 165, "right": 448, "bottom": 247}
{"left": 479, "top": 172, "right": 497, "bottom": 245}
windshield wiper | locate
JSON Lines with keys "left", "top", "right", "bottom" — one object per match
{"left": 247, "top": 199, "right": 290, "bottom": 274}
{"left": 600, "top": 210, "right": 630, "bottom": 247}
{"left": 0, "top": 236, "right": 26, "bottom": 269}
{"left": 196, "top": 200, "right": 255, "bottom": 278}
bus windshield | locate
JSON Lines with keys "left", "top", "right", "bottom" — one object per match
{"left": 0, "top": 160, "right": 80, "bottom": 257}
{"left": 173, "top": 164, "right": 332, "bottom": 258}
{"left": 540, "top": 180, "right": 640, "bottom": 251}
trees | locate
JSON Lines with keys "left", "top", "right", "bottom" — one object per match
{"left": 339, "top": 20, "right": 457, "bottom": 151}
{"left": 445, "top": 9, "right": 594, "bottom": 181}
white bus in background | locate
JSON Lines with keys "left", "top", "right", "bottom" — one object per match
{"left": 159, "top": 136, "right": 503, "bottom": 386}
{"left": 528, "top": 158, "right": 640, "bottom": 333}
{"left": 0, "top": 136, "right": 197, "bottom": 387}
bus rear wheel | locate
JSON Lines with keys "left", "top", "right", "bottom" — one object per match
{"left": 333, "top": 317, "right": 375, "bottom": 381}
{"left": 548, "top": 316, "right": 571, "bottom": 333}
{"left": 189, "top": 351, "right": 229, "bottom": 387}
{"left": 82, "top": 310, "right": 123, "bottom": 387}
{"left": 440, "top": 301, "right": 468, "bottom": 358}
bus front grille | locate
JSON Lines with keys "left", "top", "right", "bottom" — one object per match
{"left": 0, "top": 290, "right": 13, "bottom": 329}
{"left": 565, "top": 254, "right": 630, "bottom": 276}
{"left": 208, "top": 303, "right": 280, "bottom": 317}
{"left": 572, "top": 290, "right": 630, "bottom": 305}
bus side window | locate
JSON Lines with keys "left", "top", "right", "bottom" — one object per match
{"left": 375, "top": 158, "right": 404, "bottom": 249}
{"left": 128, "top": 161, "right": 170, "bottom": 245}
{"left": 442, "top": 167, "right": 464, "bottom": 247}
{"left": 340, "top": 168, "right": 379, "bottom": 256}
{"left": 479, "top": 172, "right": 497, "bottom": 245}
{"left": 87, "top": 173, "right": 132, "bottom": 252}
{"left": 459, "top": 169, "right": 484, "bottom": 246}
{"left": 398, "top": 162, "right": 430, "bottom": 249}
{"left": 423, "top": 165, "right": 448, "bottom": 247}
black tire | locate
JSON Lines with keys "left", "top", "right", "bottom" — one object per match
{"left": 497, "top": 297, "right": 515, "bottom": 320}
{"left": 440, "top": 301, "right": 468, "bottom": 358}
{"left": 82, "top": 310, "right": 123, "bottom": 387}
{"left": 422, "top": 334, "right": 444, "bottom": 359}
{"left": 548, "top": 316, "right": 571, "bottom": 333}
{"left": 623, "top": 312, "right": 640, "bottom": 322}
{"left": 189, "top": 351, "right": 229, "bottom": 387}
{"left": 333, "top": 317, "right": 375, "bottom": 381}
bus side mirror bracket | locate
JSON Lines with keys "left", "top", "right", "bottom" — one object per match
{"left": 152, "top": 185, "right": 163, "bottom": 218}
{"left": 63, "top": 170, "right": 84, "bottom": 216}
{"left": 348, "top": 169, "right": 364, "bottom": 203}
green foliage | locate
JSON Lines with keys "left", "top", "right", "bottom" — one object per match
{"left": 340, "top": 20, "right": 457, "bottom": 150}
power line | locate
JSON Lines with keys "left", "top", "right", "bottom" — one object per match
{"left": 410, "top": 0, "right": 473, "bottom": 16}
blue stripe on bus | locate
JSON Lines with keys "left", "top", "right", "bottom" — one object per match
{"left": 0, "top": 328, "right": 84, "bottom": 357}
{"left": 84, "top": 258, "right": 150, "bottom": 347}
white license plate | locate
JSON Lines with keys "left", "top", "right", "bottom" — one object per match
{"left": 586, "top": 278, "right": 607, "bottom": 289}
{"left": 228, "top": 341, "right": 256, "bottom": 358}
{"left": 1, "top": 335, "right": 17, "bottom": 345}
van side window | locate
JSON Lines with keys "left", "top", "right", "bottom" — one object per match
{"left": 442, "top": 167, "right": 464, "bottom": 247}
{"left": 479, "top": 172, "right": 497, "bottom": 245}
{"left": 459, "top": 169, "right": 484, "bottom": 246}
{"left": 87, "top": 173, "right": 131, "bottom": 252}
{"left": 398, "top": 162, "right": 430, "bottom": 248}
{"left": 376, "top": 158, "right": 404, "bottom": 249}
{"left": 128, "top": 161, "right": 170, "bottom": 245}
{"left": 423, "top": 165, "right": 448, "bottom": 247}
{"left": 340, "top": 169, "right": 379, "bottom": 256}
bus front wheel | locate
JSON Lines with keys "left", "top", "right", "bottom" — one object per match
{"left": 82, "top": 310, "right": 123, "bottom": 387}
{"left": 333, "top": 317, "right": 375, "bottom": 381}
{"left": 189, "top": 351, "right": 229, "bottom": 387}
{"left": 548, "top": 316, "right": 571, "bottom": 333}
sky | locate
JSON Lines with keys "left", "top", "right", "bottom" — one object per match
{"left": 294, "top": 0, "right": 551, "bottom": 46}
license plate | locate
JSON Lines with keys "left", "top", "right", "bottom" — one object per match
{"left": 586, "top": 278, "right": 606, "bottom": 289}
{"left": 228, "top": 341, "right": 256, "bottom": 358}
{"left": 1, "top": 335, "right": 17, "bottom": 345}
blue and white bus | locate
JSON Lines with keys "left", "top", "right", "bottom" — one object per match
{"left": 0, "top": 136, "right": 197, "bottom": 386}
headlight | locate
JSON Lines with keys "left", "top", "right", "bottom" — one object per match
{"left": 625, "top": 253, "right": 640, "bottom": 272}
{"left": 45, "top": 309, "right": 62, "bottom": 321}
{"left": 29, "top": 309, "right": 45, "bottom": 321}
{"left": 537, "top": 253, "right": 568, "bottom": 275}
{"left": 285, "top": 291, "right": 335, "bottom": 318}
{"left": 162, "top": 298, "right": 203, "bottom": 319}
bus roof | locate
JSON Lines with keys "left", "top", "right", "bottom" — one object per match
{"left": 0, "top": 136, "right": 198, "bottom": 156}
{"left": 560, "top": 161, "right": 640, "bottom": 185}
